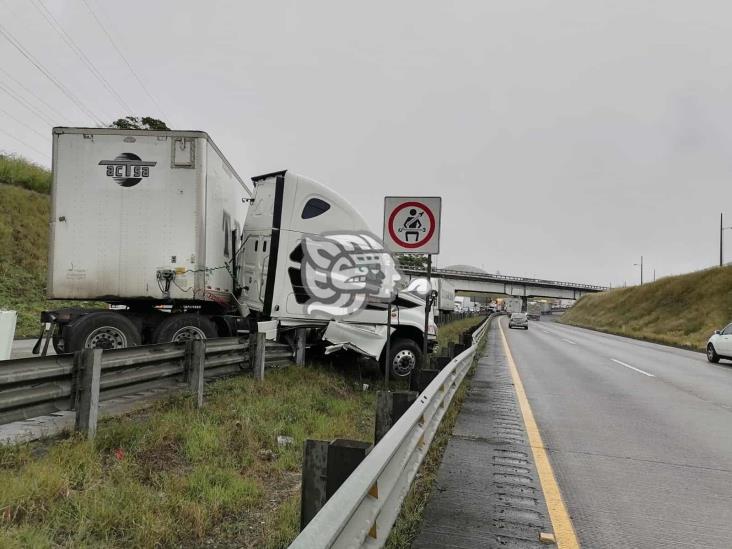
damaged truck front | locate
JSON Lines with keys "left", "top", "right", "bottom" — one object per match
{"left": 239, "top": 170, "right": 436, "bottom": 377}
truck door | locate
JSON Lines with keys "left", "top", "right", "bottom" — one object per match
{"left": 240, "top": 172, "right": 285, "bottom": 317}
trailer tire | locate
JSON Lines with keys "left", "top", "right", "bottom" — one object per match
{"left": 386, "top": 338, "right": 422, "bottom": 378}
{"left": 152, "top": 313, "right": 218, "bottom": 344}
{"left": 66, "top": 312, "right": 141, "bottom": 352}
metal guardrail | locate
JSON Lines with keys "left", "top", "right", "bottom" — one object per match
{"left": 403, "top": 266, "right": 608, "bottom": 291}
{"left": 290, "top": 314, "right": 494, "bottom": 548}
{"left": 0, "top": 337, "right": 293, "bottom": 426}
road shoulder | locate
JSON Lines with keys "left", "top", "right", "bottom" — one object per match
{"left": 413, "top": 321, "right": 553, "bottom": 548}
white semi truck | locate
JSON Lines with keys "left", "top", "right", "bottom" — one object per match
{"left": 36, "top": 128, "right": 434, "bottom": 377}
{"left": 505, "top": 297, "right": 523, "bottom": 314}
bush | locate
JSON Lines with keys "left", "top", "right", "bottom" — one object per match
{"left": 0, "top": 155, "right": 51, "bottom": 194}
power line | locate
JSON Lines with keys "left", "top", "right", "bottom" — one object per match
{"left": 0, "top": 106, "right": 50, "bottom": 142}
{"left": 80, "top": 0, "right": 169, "bottom": 121}
{"left": 0, "top": 126, "right": 50, "bottom": 160}
{"left": 0, "top": 20, "right": 106, "bottom": 125}
{"left": 31, "top": 0, "right": 133, "bottom": 114}
{"left": 0, "top": 81, "right": 56, "bottom": 127}
{"left": 0, "top": 65, "right": 72, "bottom": 124}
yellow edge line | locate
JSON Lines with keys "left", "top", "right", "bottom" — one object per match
{"left": 499, "top": 320, "right": 580, "bottom": 549}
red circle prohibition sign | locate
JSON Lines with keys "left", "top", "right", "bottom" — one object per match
{"left": 388, "top": 201, "right": 436, "bottom": 249}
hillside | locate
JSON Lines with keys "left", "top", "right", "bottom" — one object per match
{"left": 560, "top": 266, "right": 732, "bottom": 351}
{"left": 0, "top": 155, "right": 98, "bottom": 338}
{"left": 0, "top": 183, "right": 56, "bottom": 337}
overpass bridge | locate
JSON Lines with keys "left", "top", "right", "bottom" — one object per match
{"left": 401, "top": 266, "right": 608, "bottom": 301}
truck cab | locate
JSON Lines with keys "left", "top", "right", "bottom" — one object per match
{"left": 239, "top": 170, "right": 436, "bottom": 376}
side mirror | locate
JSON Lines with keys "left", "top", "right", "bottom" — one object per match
{"left": 715, "top": 330, "right": 721, "bottom": 335}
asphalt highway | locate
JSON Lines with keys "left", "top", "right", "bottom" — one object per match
{"left": 503, "top": 316, "right": 732, "bottom": 548}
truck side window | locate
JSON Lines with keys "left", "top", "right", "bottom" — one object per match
{"left": 301, "top": 198, "right": 331, "bottom": 219}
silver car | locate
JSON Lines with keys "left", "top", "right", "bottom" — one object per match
{"left": 508, "top": 312, "right": 529, "bottom": 330}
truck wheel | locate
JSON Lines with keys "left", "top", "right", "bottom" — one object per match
{"left": 387, "top": 338, "right": 422, "bottom": 378}
{"left": 66, "top": 312, "right": 141, "bottom": 352}
{"left": 153, "top": 313, "right": 218, "bottom": 344}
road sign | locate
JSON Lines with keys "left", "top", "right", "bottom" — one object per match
{"left": 383, "top": 196, "right": 441, "bottom": 254}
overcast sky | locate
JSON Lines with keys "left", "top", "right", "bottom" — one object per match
{"left": 2, "top": 0, "right": 731, "bottom": 287}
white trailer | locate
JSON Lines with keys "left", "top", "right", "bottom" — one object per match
{"left": 505, "top": 297, "right": 523, "bottom": 314}
{"left": 433, "top": 278, "right": 456, "bottom": 314}
{"left": 39, "top": 127, "right": 251, "bottom": 353}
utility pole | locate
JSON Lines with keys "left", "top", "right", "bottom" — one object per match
{"left": 634, "top": 256, "right": 643, "bottom": 286}
{"left": 720, "top": 213, "right": 732, "bottom": 267}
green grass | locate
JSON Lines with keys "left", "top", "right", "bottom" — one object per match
{"left": 0, "top": 316, "right": 488, "bottom": 548}
{"left": 0, "top": 184, "right": 100, "bottom": 337}
{"left": 0, "top": 365, "right": 376, "bottom": 548}
{"left": 437, "top": 315, "right": 485, "bottom": 349}
{"left": 561, "top": 266, "right": 732, "bottom": 351}
{"left": 0, "top": 154, "right": 51, "bottom": 194}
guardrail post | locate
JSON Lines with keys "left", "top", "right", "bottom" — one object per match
{"left": 300, "top": 439, "right": 329, "bottom": 530}
{"left": 295, "top": 328, "right": 306, "bottom": 366}
{"left": 430, "top": 355, "right": 452, "bottom": 369}
{"left": 375, "top": 390, "right": 418, "bottom": 444}
{"left": 75, "top": 348, "right": 102, "bottom": 439}
{"left": 326, "top": 439, "right": 372, "bottom": 497}
{"left": 300, "top": 438, "right": 372, "bottom": 531}
{"left": 416, "top": 369, "right": 440, "bottom": 393}
{"left": 248, "top": 331, "right": 257, "bottom": 368}
{"left": 189, "top": 339, "right": 205, "bottom": 408}
{"left": 254, "top": 332, "right": 266, "bottom": 381}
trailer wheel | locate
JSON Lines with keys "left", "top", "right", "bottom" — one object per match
{"left": 66, "top": 312, "right": 141, "bottom": 352}
{"left": 386, "top": 338, "right": 422, "bottom": 378}
{"left": 152, "top": 313, "right": 218, "bottom": 344}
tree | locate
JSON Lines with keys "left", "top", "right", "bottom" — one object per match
{"left": 109, "top": 116, "right": 169, "bottom": 130}
{"left": 396, "top": 253, "right": 427, "bottom": 270}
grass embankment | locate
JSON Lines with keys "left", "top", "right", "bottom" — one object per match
{"left": 0, "top": 316, "right": 485, "bottom": 548}
{"left": 561, "top": 266, "right": 732, "bottom": 351}
{"left": 0, "top": 181, "right": 99, "bottom": 337}
{"left": 436, "top": 314, "right": 485, "bottom": 348}
{"left": 0, "top": 366, "right": 376, "bottom": 548}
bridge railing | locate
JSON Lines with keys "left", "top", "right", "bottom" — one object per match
{"left": 402, "top": 267, "right": 608, "bottom": 291}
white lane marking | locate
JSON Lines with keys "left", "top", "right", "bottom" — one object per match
{"left": 561, "top": 338, "right": 576, "bottom": 345}
{"left": 610, "top": 358, "right": 655, "bottom": 377}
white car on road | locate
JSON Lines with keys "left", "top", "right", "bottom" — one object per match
{"left": 707, "top": 323, "right": 732, "bottom": 363}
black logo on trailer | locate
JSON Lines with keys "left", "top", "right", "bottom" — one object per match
{"left": 98, "top": 153, "right": 157, "bottom": 187}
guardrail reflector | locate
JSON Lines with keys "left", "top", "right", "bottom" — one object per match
{"left": 369, "top": 523, "right": 378, "bottom": 539}
{"left": 368, "top": 482, "right": 379, "bottom": 498}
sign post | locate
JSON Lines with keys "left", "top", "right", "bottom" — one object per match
{"left": 383, "top": 196, "right": 442, "bottom": 375}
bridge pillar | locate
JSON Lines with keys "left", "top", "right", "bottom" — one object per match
{"left": 521, "top": 296, "right": 528, "bottom": 312}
